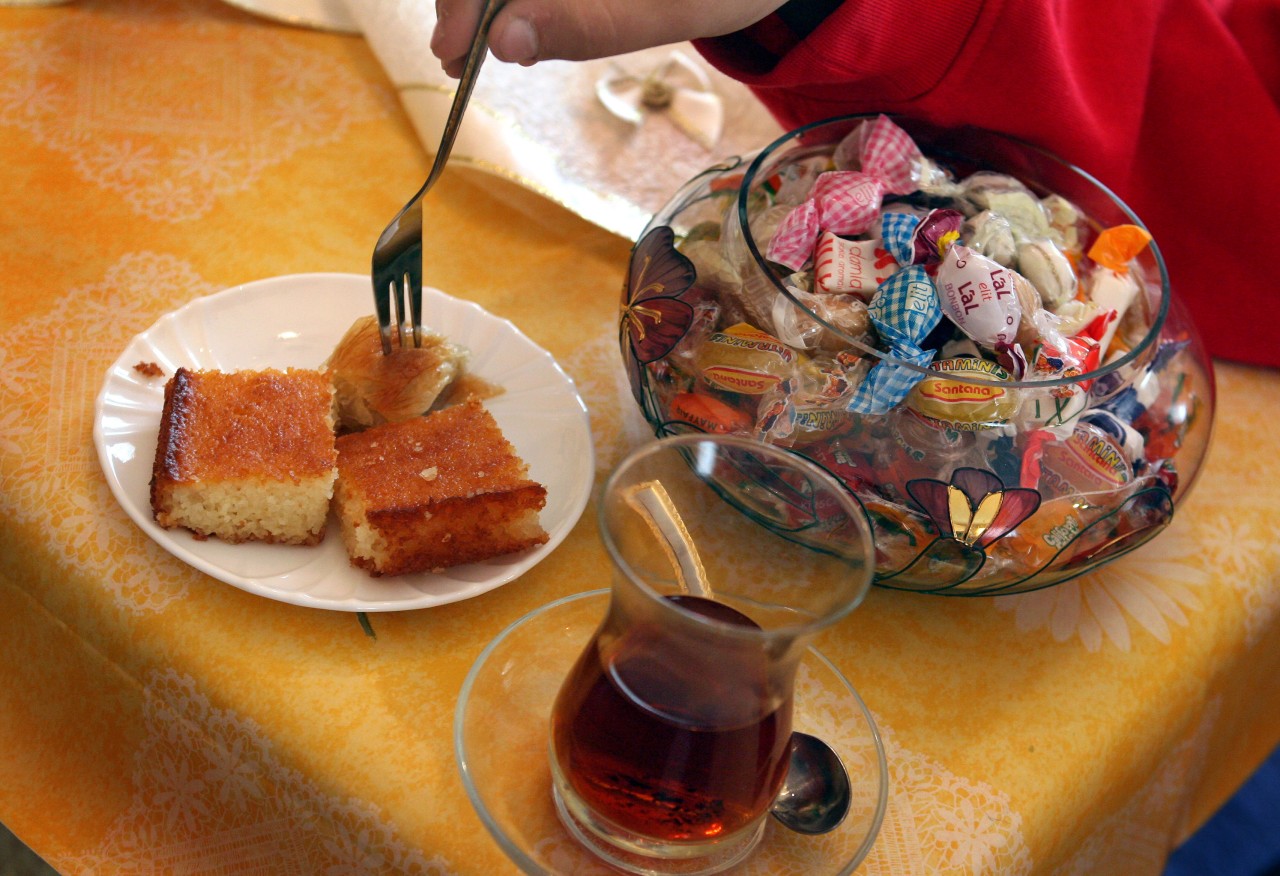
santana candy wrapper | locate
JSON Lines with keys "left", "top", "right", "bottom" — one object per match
{"left": 695, "top": 322, "right": 799, "bottom": 395}
{"left": 906, "top": 356, "right": 1019, "bottom": 430}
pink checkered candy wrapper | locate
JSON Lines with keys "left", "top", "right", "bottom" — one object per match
{"left": 813, "top": 171, "right": 885, "bottom": 236}
{"left": 813, "top": 232, "right": 896, "bottom": 297}
{"left": 935, "top": 244, "right": 1023, "bottom": 349}
{"left": 859, "top": 115, "right": 925, "bottom": 195}
{"left": 765, "top": 170, "right": 886, "bottom": 271}
{"left": 766, "top": 200, "right": 820, "bottom": 270}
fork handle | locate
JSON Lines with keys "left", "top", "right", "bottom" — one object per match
{"left": 422, "top": 0, "right": 506, "bottom": 194}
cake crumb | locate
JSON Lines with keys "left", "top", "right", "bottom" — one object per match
{"left": 134, "top": 361, "right": 164, "bottom": 377}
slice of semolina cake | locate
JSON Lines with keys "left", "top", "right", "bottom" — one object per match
{"left": 150, "top": 367, "right": 338, "bottom": 545}
{"left": 334, "top": 399, "right": 548, "bottom": 576}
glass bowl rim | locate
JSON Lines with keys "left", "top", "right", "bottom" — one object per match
{"left": 730, "top": 112, "right": 1172, "bottom": 391}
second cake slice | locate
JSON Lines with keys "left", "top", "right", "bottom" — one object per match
{"left": 334, "top": 400, "right": 548, "bottom": 576}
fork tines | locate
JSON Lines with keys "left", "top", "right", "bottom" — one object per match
{"left": 383, "top": 272, "right": 422, "bottom": 353}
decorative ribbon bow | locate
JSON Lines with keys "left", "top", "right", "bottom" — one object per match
{"left": 595, "top": 51, "right": 724, "bottom": 150}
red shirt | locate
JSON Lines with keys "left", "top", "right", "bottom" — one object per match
{"left": 695, "top": 0, "right": 1280, "bottom": 368}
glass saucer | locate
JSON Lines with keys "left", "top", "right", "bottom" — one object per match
{"left": 454, "top": 590, "right": 888, "bottom": 875}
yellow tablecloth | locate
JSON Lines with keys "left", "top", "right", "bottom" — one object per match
{"left": 2, "top": 1, "right": 1278, "bottom": 873}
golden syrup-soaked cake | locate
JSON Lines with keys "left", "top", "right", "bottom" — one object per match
{"left": 334, "top": 400, "right": 548, "bottom": 576}
{"left": 326, "top": 315, "right": 469, "bottom": 431}
{"left": 150, "top": 367, "right": 338, "bottom": 545}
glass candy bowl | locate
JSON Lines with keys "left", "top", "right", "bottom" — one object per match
{"left": 619, "top": 115, "right": 1214, "bottom": 595}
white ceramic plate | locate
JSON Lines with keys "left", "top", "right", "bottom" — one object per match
{"left": 220, "top": 0, "right": 360, "bottom": 34}
{"left": 93, "top": 273, "right": 594, "bottom": 612}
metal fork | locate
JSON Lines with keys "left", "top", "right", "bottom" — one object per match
{"left": 371, "top": 0, "right": 505, "bottom": 355}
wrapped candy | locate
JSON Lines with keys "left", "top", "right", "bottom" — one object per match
{"left": 1080, "top": 409, "right": 1146, "bottom": 470}
{"left": 813, "top": 232, "right": 896, "bottom": 296}
{"left": 846, "top": 264, "right": 943, "bottom": 414}
{"left": 1036, "top": 420, "right": 1136, "bottom": 501}
{"left": 910, "top": 209, "right": 964, "bottom": 264}
{"left": 1028, "top": 311, "right": 1114, "bottom": 389}
{"left": 1042, "top": 194, "right": 1085, "bottom": 252}
{"left": 1088, "top": 224, "right": 1153, "bottom": 273}
{"left": 905, "top": 356, "right": 1020, "bottom": 431}
{"left": 846, "top": 346, "right": 934, "bottom": 415}
{"left": 963, "top": 210, "right": 1018, "bottom": 266}
{"left": 767, "top": 115, "right": 952, "bottom": 271}
{"left": 694, "top": 322, "right": 799, "bottom": 395}
{"left": 1012, "top": 271, "right": 1049, "bottom": 348}
{"left": 766, "top": 171, "right": 886, "bottom": 270}
{"left": 834, "top": 114, "right": 949, "bottom": 194}
{"left": 934, "top": 244, "right": 1023, "bottom": 349}
{"left": 962, "top": 173, "right": 1054, "bottom": 240}
{"left": 986, "top": 494, "right": 1092, "bottom": 572}
{"left": 771, "top": 283, "right": 874, "bottom": 352}
{"left": 1016, "top": 238, "right": 1078, "bottom": 310}
{"left": 755, "top": 357, "right": 866, "bottom": 445}
{"left": 880, "top": 211, "right": 919, "bottom": 265}
{"left": 669, "top": 391, "right": 754, "bottom": 434}
{"left": 1083, "top": 225, "right": 1153, "bottom": 356}
{"left": 1088, "top": 268, "right": 1139, "bottom": 357}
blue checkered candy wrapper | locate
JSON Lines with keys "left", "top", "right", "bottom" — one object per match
{"left": 880, "top": 211, "right": 919, "bottom": 266}
{"left": 847, "top": 344, "right": 935, "bottom": 414}
{"left": 868, "top": 264, "right": 942, "bottom": 349}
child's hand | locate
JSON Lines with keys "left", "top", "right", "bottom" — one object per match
{"left": 430, "top": 0, "right": 788, "bottom": 77}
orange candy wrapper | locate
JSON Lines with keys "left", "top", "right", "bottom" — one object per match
{"left": 1087, "top": 224, "right": 1153, "bottom": 273}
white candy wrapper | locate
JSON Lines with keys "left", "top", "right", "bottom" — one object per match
{"left": 813, "top": 232, "right": 895, "bottom": 297}
{"left": 1087, "top": 266, "right": 1139, "bottom": 356}
{"left": 935, "top": 244, "right": 1023, "bottom": 349}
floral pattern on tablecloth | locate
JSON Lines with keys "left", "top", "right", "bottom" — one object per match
{"left": 0, "top": 252, "right": 217, "bottom": 614}
{"left": 1048, "top": 697, "right": 1220, "bottom": 875}
{"left": 993, "top": 511, "right": 1210, "bottom": 652}
{"left": 53, "top": 669, "right": 456, "bottom": 876}
{"left": 0, "top": 0, "right": 392, "bottom": 222}
{"left": 1185, "top": 366, "right": 1280, "bottom": 648}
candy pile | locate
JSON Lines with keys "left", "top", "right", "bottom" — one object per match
{"left": 630, "top": 115, "right": 1206, "bottom": 585}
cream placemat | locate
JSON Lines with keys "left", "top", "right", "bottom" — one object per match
{"left": 345, "top": 0, "right": 784, "bottom": 239}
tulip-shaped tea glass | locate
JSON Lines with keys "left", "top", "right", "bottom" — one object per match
{"left": 548, "top": 433, "right": 875, "bottom": 874}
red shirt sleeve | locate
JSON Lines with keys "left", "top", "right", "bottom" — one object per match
{"left": 695, "top": 0, "right": 1280, "bottom": 369}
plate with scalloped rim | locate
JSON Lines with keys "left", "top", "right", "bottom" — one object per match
{"left": 219, "top": 0, "right": 361, "bottom": 33}
{"left": 94, "top": 273, "right": 594, "bottom": 612}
